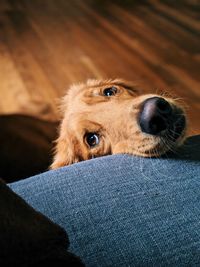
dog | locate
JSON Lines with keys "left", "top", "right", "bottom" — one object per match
{"left": 51, "top": 79, "right": 187, "bottom": 169}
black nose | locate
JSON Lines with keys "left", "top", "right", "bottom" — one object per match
{"left": 139, "top": 97, "right": 172, "bottom": 135}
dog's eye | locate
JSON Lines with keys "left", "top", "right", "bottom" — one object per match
{"left": 103, "top": 86, "right": 117, "bottom": 96}
{"left": 85, "top": 133, "right": 99, "bottom": 147}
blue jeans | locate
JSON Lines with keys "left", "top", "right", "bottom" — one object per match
{"left": 9, "top": 136, "right": 200, "bottom": 266}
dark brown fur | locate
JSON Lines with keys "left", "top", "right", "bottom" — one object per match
{"left": 0, "top": 114, "right": 58, "bottom": 182}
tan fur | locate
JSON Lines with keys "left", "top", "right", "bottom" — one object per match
{"left": 51, "top": 79, "right": 187, "bottom": 169}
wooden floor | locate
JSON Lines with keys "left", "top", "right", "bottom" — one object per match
{"left": 0, "top": 0, "right": 199, "bottom": 133}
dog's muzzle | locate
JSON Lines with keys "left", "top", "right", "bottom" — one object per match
{"left": 139, "top": 97, "right": 186, "bottom": 138}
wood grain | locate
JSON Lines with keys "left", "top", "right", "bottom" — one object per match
{"left": 0, "top": 0, "right": 199, "bottom": 133}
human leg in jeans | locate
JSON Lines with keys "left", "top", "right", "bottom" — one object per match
{"left": 9, "top": 135, "right": 200, "bottom": 266}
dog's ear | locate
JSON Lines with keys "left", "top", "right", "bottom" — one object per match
{"left": 50, "top": 119, "right": 83, "bottom": 169}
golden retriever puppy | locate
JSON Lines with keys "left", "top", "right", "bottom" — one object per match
{"left": 51, "top": 79, "right": 186, "bottom": 169}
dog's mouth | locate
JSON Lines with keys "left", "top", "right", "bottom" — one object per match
{"left": 137, "top": 118, "right": 186, "bottom": 157}
{"left": 137, "top": 97, "right": 187, "bottom": 157}
{"left": 167, "top": 110, "right": 186, "bottom": 142}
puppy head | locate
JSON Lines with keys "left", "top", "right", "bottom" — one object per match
{"left": 51, "top": 79, "right": 187, "bottom": 169}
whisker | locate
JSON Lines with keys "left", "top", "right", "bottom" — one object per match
{"left": 165, "top": 134, "right": 182, "bottom": 156}
{"left": 161, "top": 135, "right": 179, "bottom": 156}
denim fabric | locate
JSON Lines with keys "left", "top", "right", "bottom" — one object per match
{"left": 10, "top": 136, "right": 200, "bottom": 267}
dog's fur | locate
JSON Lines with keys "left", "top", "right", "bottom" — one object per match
{"left": 51, "top": 79, "right": 186, "bottom": 169}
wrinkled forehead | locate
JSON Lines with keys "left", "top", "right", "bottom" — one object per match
{"left": 67, "top": 79, "right": 139, "bottom": 101}
{"left": 66, "top": 81, "right": 138, "bottom": 122}
{"left": 63, "top": 79, "right": 140, "bottom": 129}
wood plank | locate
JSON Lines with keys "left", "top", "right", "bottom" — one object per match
{"left": 0, "top": 0, "right": 199, "bottom": 133}
{"left": 0, "top": 39, "right": 28, "bottom": 114}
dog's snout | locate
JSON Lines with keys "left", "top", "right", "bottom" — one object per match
{"left": 139, "top": 97, "right": 172, "bottom": 135}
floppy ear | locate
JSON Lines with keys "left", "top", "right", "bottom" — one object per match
{"left": 50, "top": 118, "right": 83, "bottom": 169}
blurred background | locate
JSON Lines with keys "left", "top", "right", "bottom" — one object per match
{"left": 0, "top": 0, "right": 199, "bottom": 133}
